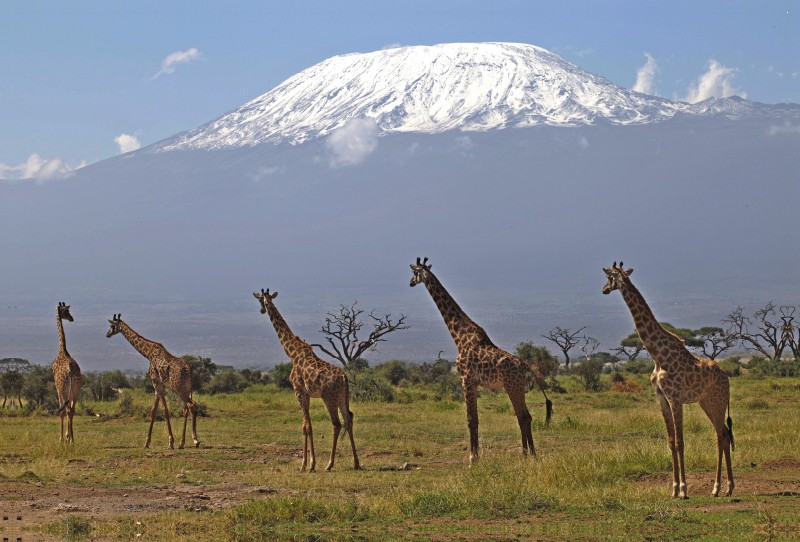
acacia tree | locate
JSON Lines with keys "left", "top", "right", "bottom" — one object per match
{"left": 693, "top": 326, "right": 737, "bottom": 360}
{"left": 541, "top": 326, "right": 587, "bottom": 369}
{"left": 311, "top": 301, "right": 409, "bottom": 376}
{"left": 0, "top": 358, "right": 31, "bottom": 408}
{"left": 613, "top": 331, "right": 646, "bottom": 362}
{"left": 723, "top": 303, "right": 784, "bottom": 359}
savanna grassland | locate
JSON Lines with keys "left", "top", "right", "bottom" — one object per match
{"left": 1, "top": 372, "right": 799, "bottom": 542}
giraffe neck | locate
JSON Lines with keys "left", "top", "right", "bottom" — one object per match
{"left": 265, "top": 302, "right": 308, "bottom": 364}
{"left": 57, "top": 311, "right": 69, "bottom": 357}
{"left": 118, "top": 321, "right": 162, "bottom": 361}
{"left": 618, "top": 279, "right": 687, "bottom": 365}
{"left": 424, "top": 272, "right": 494, "bottom": 351}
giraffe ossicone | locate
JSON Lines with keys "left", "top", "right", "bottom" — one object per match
{"left": 254, "top": 288, "right": 360, "bottom": 472}
{"left": 409, "top": 257, "right": 552, "bottom": 463}
{"left": 603, "top": 262, "right": 734, "bottom": 498}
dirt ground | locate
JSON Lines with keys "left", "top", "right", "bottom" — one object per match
{"left": 1, "top": 460, "right": 798, "bottom": 541}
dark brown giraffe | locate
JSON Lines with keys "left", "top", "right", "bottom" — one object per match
{"left": 106, "top": 314, "right": 199, "bottom": 449}
{"left": 254, "top": 288, "right": 360, "bottom": 472}
{"left": 409, "top": 258, "right": 551, "bottom": 462}
{"left": 603, "top": 262, "right": 734, "bottom": 498}
{"left": 53, "top": 302, "right": 82, "bottom": 444}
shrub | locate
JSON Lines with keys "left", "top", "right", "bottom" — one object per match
{"left": 271, "top": 363, "right": 293, "bottom": 391}
{"left": 610, "top": 379, "right": 645, "bottom": 393}
{"left": 514, "top": 342, "right": 559, "bottom": 378}
{"left": 377, "top": 360, "right": 409, "bottom": 386}
{"left": 207, "top": 370, "right": 250, "bottom": 395}
{"left": 745, "top": 398, "right": 769, "bottom": 410}
{"left": 181, "top": 355, "right": 219, "bottom": 392}
{"left": 746, "top": 356, "right": 800, "bottom": 377}
{"left": 22, "top": 364, "right": 58, "bottom": 410}
{"left": 434, "top": 371, "right": 463, "bottom": 401}
{"left": 624, "top": 359, "right": 655, "bottom": 374}
{"left": 576, "top": 358, "right": 603, "bottom": 391}
{"left": 240, "top": 368, "right": 270, "bottom": 385}
{"left": 351, "top": 374, "right": 395, "bottom": 403}
{"left": 718, "top": 358, "right": 741, "bottom": 377}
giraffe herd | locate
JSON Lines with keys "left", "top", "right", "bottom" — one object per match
{"left": 45, "top": 257, "right": 739, "bottom": 498}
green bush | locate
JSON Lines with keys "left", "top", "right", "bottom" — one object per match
{"left": 351, "top": 374, "right": 395, "bottom": 403}
{"left": 271, "top": 363, "right": 293, "bottom": 391}
{"left": 377, "top": 360, "right": 409, "bottom": 386}
{"left": 746, "top": 356, "right": 800, "bottom": 377}
{"left": 434, "top": 371, "right": 463, "bottom": 401}
{"left": 624, "top": 359, "right": 655, "bottom": 374}
{"left": 207, "top": 370, "right": 250, "bottom": 395}
{"left": 718, "top": 358, "right": 741, "bottom": 377}
{"left": 576, "top": 358, "right": 604, "bottom": 392}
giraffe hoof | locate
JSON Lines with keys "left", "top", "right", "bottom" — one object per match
{"left": 194, "top": 441, "right": 200, "bottom": 448}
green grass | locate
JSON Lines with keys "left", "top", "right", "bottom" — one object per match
{"left": 3, "top": 375, "right": 800, "bottom": 540}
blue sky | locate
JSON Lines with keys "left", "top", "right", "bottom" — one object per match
{"left": 1, "top": 0, "right": 797, "bottom": 177}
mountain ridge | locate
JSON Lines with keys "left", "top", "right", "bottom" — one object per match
{"left": 147, "top": 42, "right": 799, "bottom": 153}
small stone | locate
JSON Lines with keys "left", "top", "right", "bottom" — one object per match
{"left": 400, "top": 462, "right": 410, "bottom": 471}
{"left": 176, "top": 473, "right": 186, "bottom": 479}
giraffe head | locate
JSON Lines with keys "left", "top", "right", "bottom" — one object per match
{"left": 602, "top": 261, "right": 634, "bottom": 295}
{"left": 253, "top": 288, "right": 278, "bottom": 314}
{"left": 409, "top": 257, "right": 433, "bottom": 287}
{"left": 106, "top": 314, "right": 123, "bottom": 338}
{"left": 57, "top": 302, "right": 74, "bottom": 322}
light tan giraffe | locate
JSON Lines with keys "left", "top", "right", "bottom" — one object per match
{"left": 53, "top": 302, "right": 82, "bottom": 444}
{"left": 106, "top": 314, "right": 199, "bottom": 449}
{"left": 409, "top": 258, "right": 551, "bottom": 462}
{"left": 254, "top": 288, "right": 360, "bottom": 472}
{"left": 602, "top": 262, "right": 734, "bottom": 498}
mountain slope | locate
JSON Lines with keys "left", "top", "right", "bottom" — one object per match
{"left": 152, "top": 42, "right": 688, "bottom": 151}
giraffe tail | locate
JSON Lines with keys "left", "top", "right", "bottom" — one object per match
{"left": 530, "top": 366, "right": 553, "bottom": 425}
{"left": 726, "top": 401, "right": 735, "bottom": 452}
{"left": 57, "top": 399, "right": 70, "bottom": 415}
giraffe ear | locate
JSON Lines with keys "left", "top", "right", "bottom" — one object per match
{"left": 625, "top": 268, "right": 633, "bottom": 276}
{"left": 603, "top": 267, "right": 613, "bottom": 275}
{"left": 253, "top": 292, "right": 262, "bottom": 299}
{"left": 270, "top": 291, "right": 278, "bottom": 299}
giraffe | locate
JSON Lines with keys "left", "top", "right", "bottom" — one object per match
{"left": 602, "top": 262, "right": 734, "bottom": 498}
{"left": 409, "top": 258, "right": 552, "bottom": 463}
{"left": 253, "top": 288, "right": 360, "bottom": 472}
{"left": 53, "top": 302, "right": 82, "bottom": 444}
{"left": 106, "top": 314, "right": 199, "bottom": 449}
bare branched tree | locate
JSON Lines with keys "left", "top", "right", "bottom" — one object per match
{"left": 723, "top": 303, "right": 782, "bottom": 359}
{"left": 311, "top": 301, "right": 409, "bottom": 375}
{"left": 578, "top": 335, "right": 600, "bottom": 362}
{"left": 774, "top": 306, "right": 799, "bottom": 360}
{"left": 541, "top": 326, "right": 588, "bottom": 369}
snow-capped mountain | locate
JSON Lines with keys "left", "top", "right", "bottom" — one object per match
{"left": 150, "top": 43, "right": 680, "bottom": 151}
{"left": 151, "top": 43, "right": 799, "bottom": 152}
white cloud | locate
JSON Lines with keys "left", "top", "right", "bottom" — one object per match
{"left": 114, "top": 133, "right": 141, "bottom": 154}
{"left": 150, "top": 48, "right": 202, "bottom": 80}
{"left": 768, "top": 121, "right": 800, "bottom": 136}
{"left": 768, "top": 66, "right": 775, "bottom": 72}
{"left": 681, "top": 60, "right": 746, "bottom": 104}
{"left": 326, "top": 117, "right": 379, "bottom": 167}
{"left": 578, "top": 136, "right": 589, "bottom": 149}
{"left": 249, "top": 165, "right": 285, "bottom": 182}
{"left": 0, "top": 153, "right": 84, "bottom": 183}
{"left": 632, "top": 53, "right": 659, "bottom": 95}
{"left": 381, "top": 43, "right": 401, "bottom": 50}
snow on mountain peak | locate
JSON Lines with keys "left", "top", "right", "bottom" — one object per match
{"left": 152, "top": 43, "right": 796, "bottom": 151}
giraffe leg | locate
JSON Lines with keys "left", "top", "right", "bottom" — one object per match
{"left": 189, "top": 402, "right": 200, "bottom": 447}
{"left": 670, "top": 401, "right": 688, "bottom": 499}
{"left": 700, "top": 396, "right": 734, "bottom": 497}
{"left": 655, "top": 387, "right": 680, "bottom": 498}
{"left": 462, "top": 377, "right": 480, "bottom": 463}
{"left": 340, "top": 404, "right": 360, "bottom": 470}
{"left": 67, "top": 401, "right": 76, "bottom": 444}
{"left": 296, "top": 391, "right": 315, "bottom": 472}
{"left": 145, "top": 393, "right": 160, "bottom": 449}
{"left": 324, "top": 399, "right": 342, "bottom": 472}
{"left": 59, "top": 397, "right": 66, "bottom": 443}
{"left": 506, "top": 381, "right": 535, "bottom": 457}
{"left": 179, "top": 405, "right": 188, "bottom": 450}
{"left": 160, "top": 394, "right": 175, "bottom": 449}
